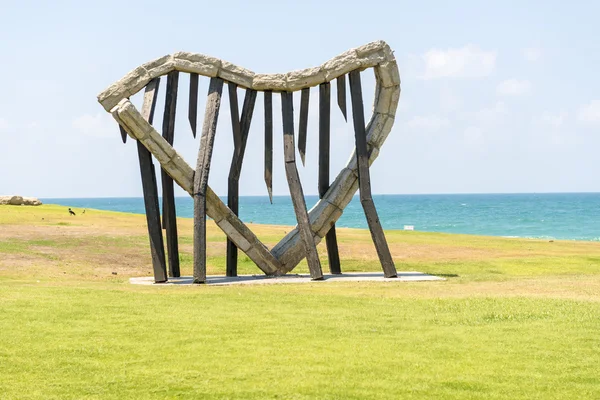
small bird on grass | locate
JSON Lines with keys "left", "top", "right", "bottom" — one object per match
{"left": 68, "top": 208, "right": 76, "bottom": 216}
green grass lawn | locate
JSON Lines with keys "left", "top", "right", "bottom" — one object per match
{"left": 1, "top": 205, "right": 599, "bottom": 399}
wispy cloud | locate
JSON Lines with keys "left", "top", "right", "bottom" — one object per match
{"left": 72, "top": 113, "right": 117, "bottom": 138}
{"left": 440, "top": 86, "right": 462, "bottom": 112}
{"left": 496, "top": 79, "right": 532, "bottom": 96}
{"left": 577, "top": 100, "right": 600, "bottom": 124}
{"left": 420, "top": 45, "right": 497, "bottom": 80}
{"left": 523, "top": 47, "right": 542, "bottom": 62}
{"left": 0, "top": 118, "right": 8, "bottom": 133}
{"left": 463, "top": 126, "right": 486, "bottom": 150}
{"left": 407, "top": 115, "right": 450, "bottom": 131}
{"left": 468, "top": 101, "right": 508, "bottom": 125}
{"left": 534, "top": 111, "right": 568, "bottom": 127}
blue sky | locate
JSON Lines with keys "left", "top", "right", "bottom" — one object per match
{"left": 1, "top": 0, "right": 600, "bottom": 197}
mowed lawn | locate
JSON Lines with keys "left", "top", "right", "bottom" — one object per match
{"left": 1, "top": 205, "right": 599, "bottom": 399}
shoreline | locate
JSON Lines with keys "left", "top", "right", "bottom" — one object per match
{"left": 5, "top": 203, "right": 598, "bottom": 243}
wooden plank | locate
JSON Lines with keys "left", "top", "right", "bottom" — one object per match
{"left": 227, "top": 88, "right": 258, "bottom": 277}
{"left": 319, "top": 82, "right": 341, "bottom": 275}
{"left": 281, "top": 91, "right": 323, "bottom": 280}
{"left": 264, "top": 91, "right": 273, "bottom": 203}
{"left": 193, "top": 77, "right": 224, "bottom": 284}
{"left": 283, "top": 91, "right": 295, "bottom": 163}
{"left": 318, "top": 83, "right": 331, "bottom": 197}
{"left": 119, "top": 125, "right": 128, "bottom": 143}
{"left": 137, "top": 78, "right": 167, "bottom": 283}
{"left": 298, "top": 87, "right": 310, "bottom": 166}
{"left": 161, "top": 70, "right": 180, "bottom": 278}
{"left": 227, "top": 83, "right": 241, "bottom": 278}
{"left": 239, "top": 89, "right": 258, "bottom": 151}
{"left": 348, "top": 70, "right": 397, "bottom": 278}
{"left": 337, "top": 75, "right": 347, "bottom": 121}
{"left": 188, "top": 72, "right": 199, "bottom": 138}
{"left": 228, "top": 82, "right": 241, "bottom": 152}
{"left": 141, "top": 79, "right": 161, "bottom": 123}
{"left": 324, "top": 228, "right": 341, "bottom": 274}
{"left": 162, "top": 70, "right": 179, "bottom": 145}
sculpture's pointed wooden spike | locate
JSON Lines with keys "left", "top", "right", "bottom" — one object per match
{"left": 161, "top": 70, "right": 180, "bottom": 278}
{"left": 264, "top": 91, "right": 273, "bottom": 203}
{"left": 239, "top": 89, "right": 258, "bottom": 145}
{"left": 162, "top": 71, "right": 179, "bottom": 146}
{"left": 281, "top": 91, "right": 323, "bottom": 280}
{"left": 137, "top": 78, "right": 167, "bottom": 283}
{"left": 142, "top": 78, "right": 161, "bottom": 124}
{"left": 228, "top": 82, "right": 241, "bottom": 153}
{"left": 349, "top": 70, "right": 397, "bottom": 278}
{"left": 193, "top": 77, "right": 224, "bottom": 284}
{"left": 119, "top": 125, "right": 128, "bottom": 143}
{"left": 188, "top": 73, "right": 199, "bottom": 138}
{"left": 318, "top": 82, "right": 331, "bottom": 198}
{"left": 298, "top": 87, "right": 310, "bottom": 166}
{"left": 227, "top": 88, "right": 257, "bottom": 277}
{"left": 337, "top": 75, "right": 347, "bottom": 122}
{"left": 319, "top": 81, "right": 341, "bottom": 274}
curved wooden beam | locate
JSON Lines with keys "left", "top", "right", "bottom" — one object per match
{"left": 98, "top": 41, "right": 398, "bottom": 111}
{"left": 105, "top": 41, "right": 401, "bottom": 275}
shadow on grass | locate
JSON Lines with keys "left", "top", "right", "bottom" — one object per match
{"left": 427, "top": 273, "right": 459, "bottom": 278}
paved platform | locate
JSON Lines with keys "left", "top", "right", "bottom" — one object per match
{"left": 129, "top": 271, "right": 444, "bottom": 286}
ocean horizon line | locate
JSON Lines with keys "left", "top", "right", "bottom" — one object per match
{"left": 41, "top": 191, "right": 600, "bottom": 200}
{"left": 36, "top": 193, "right": 600, "bottom": 242}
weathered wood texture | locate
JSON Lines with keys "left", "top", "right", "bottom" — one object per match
{"left": 228, "top": 83, "right": 241, "bottom": 152}
{"left": 281, "top": 91, "right": 323, "bottom": 280}
{"left": 111, "top": 98, "right": 283, "bottom": 275}
{"left": 105, "top": 42, "right": 401, "bottom": 276}
{"left": 348, "top": 70, "right": 397, "bottom": 278}
{"left": 318, "top": 83, "right": 331, "bottom": 198}
{"left": 193, "top": 77, "right": 224, "bottom": 283}
{"left": 336, "top": 75, "right": 347, "bottom": 121}
{"left": 188, "top": 72, "right": 199, "bottom": 138}
{"left": 226, "top": 86, "right": 257, "bottom": 277}
{"left": 98, "top": 40, "right": 398, "bottom": 112}
{"left": 137, "top": 78, "right": 167, "bottom": 283}
{"left": 298, "top": 87, "right": 310, "bottom": 166}
{"left": 264, "top": 91, "right": 273, "bottom": 203}
{"left": 227, "top": 84, "right": 241, "bottom": 277}
{"left": 319, "top": 82, "right": 341, "bottom": 274}
{"left": 161, "top": 70, "right": 180, "bottom": 278}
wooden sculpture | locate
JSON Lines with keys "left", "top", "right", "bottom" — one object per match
{"left": 98, "top": 40, "right": 401, "bottom": 283}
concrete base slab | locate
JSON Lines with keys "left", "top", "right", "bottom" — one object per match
{"left": 129, "top": 271, "right": 444, "bottom": 286}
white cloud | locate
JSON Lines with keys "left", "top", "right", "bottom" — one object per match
{"left": 469, "top": 101, "right": 508, "bottom": 125}
{"left": 0, "top": 118, "right": 8, "bottom": 133}
{"left": 407, "top": 115, "right": 450, "bottom": 131}
{"left": 420, "top": 45, "right": 497, "bottom": 80}
{"left": 496, "top": 79, "right": 532, "bottom": 96}
{"left": 464, "top": 126, "right": 483, "bottom": 141}
{"left": 440, "top": 86, "right": 462, "bottom": 112}
{"left": 463, "top": 126, "right": 486, "bottom": 150}
{"left": 523, "top": 47, "right": 542, "bottom": 62}
{"left": 577, "top": 100, "right": 600, "bottom": 124}
{"left": 534, "top": 111, "right": 568, "bottom": 127}
{"left": 72, "top": 113, "right": 118, "bottom": 138}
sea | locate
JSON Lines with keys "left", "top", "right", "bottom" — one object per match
{"left": 42, "top": 193, "right": 600, "bottom": 241}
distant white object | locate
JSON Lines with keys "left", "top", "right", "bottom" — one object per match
{"left": 404, "top": 225, "right": 414, "bottom": 231}
{"left": 0, "top": 195, "right": 42, "bottom": 206}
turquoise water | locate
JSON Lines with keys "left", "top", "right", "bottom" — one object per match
{"left": 43, "top": 193, "right": 600, "bottom": 241}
